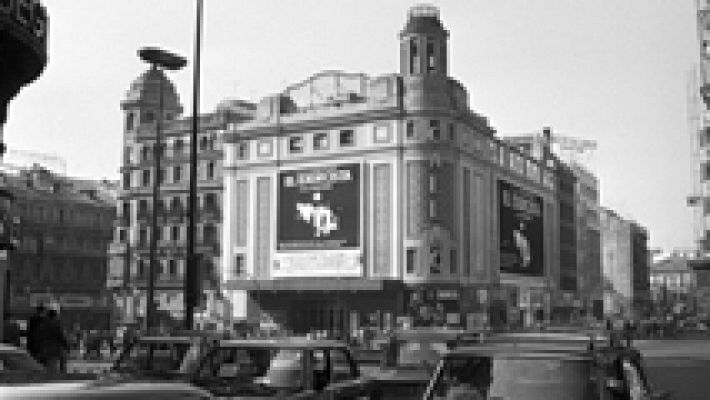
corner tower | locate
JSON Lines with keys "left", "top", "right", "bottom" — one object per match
{"left": 121, "top": 67, "right": 183, "bottom": 133}
{"left": 399, "top": 4, "right": 449, "bottom": 77}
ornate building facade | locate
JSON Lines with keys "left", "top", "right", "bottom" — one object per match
{"left": 108, "top": 68, "right": 254, "bottom": 330}
{"left": 3, "top": 165, "right": 115, "bottom": 331}
{"left": 222, "top": 5, "right": 559, "bottom": 334}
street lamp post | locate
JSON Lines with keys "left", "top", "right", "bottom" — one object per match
{"left": 185, "top": 0, "right": 203, "bottom": 331}
{"left": 138, "top": 47, "right": 186, "bottom": 334}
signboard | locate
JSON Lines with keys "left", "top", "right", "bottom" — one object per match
{"left": 273, "top": 250, "right": 361, "bottom": 278}
{"left": 277, "top": 163, "right": 360, "bottom": 250}
{"left": 498, "top": 180, "right": 544, "bottom": 276}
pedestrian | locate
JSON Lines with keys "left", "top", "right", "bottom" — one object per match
{"left": 26, "top": 304, "right": 47, "bottom": 363}
{"left": 38, "top": 309, "right": 70, "bottom": 373}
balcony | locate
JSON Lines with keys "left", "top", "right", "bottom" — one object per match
{"left": 158, "top": 239, "right": 186, "bottom": 256}
{"left": 196, "top": 239, "right": 220, "bottom": 254}
{"left": 163, "top": 208, "right": 187, "bottom": 224}
{"left": 199, "top": 206, "right": 221, "bottom": 222}
{"left": 113, "top": 214, "right": 131, "bottom": 227}
{"left": 136, "top": 210, "right": 151, "bottom": 224}
{"left": 109, "top": 241, "right": 128, "bottom": 256}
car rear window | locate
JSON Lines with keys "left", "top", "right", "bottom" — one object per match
{"left": 429, "top": 354, "right": 593, "bottom": 400}
{"left": 200, "top": 347, "right": 304, "bottom": 394}
{"left": 114, "top": 341, "right": 194, "bottom": 374}
{"left": 398, "top": 341, "right": 447, "bottom": 367}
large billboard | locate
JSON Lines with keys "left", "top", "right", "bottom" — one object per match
{"left": 498, "top": 180, "right": 544, "bottom": 276}
{"left": 277, "top": 163, "right": 360, "bottom": 251}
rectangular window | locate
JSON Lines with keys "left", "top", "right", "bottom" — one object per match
{"left": 139, "top": 229, "right": 148, "bottom": 246}
{"left": 173, "top": 166, "right": 181, "bottom": 182}
{"left": 207, "top": 162, "right": 215, "bottom": 180}
{"left": 339, "top": 129, "right": 355, "bottom": 146}
{"left": 122, "top": 172, "right": 130, "bottom": 189}
{"left": 448, "top": 123, "right": 455, "bottom": 141}
{"left": 373, "top": 125, "right": 390, "bottom": 143}
{"left": 289, "top": 136, "right": 304, "bottom": 153}
{"left": 169, "top": 260, "right": 177, "bottom": 277}
{"left": 406, "top": 248, "right": 417, "bottom": 274}
{"left": 171, "top": 226, "right": 180, "bottom": 241}
{"left": 159, "top": 168, "right": 166, "bottom": 184}
{"left": 429, "top": 199, "right": 437, "bottom": 219}
{"left": 118, "top": 228, "right": 127, "bottom": 241}
{"left": 450, "top": 249, "right": 457, "bottom": 274}
{"left": 430, "top": 120, "right": 440, "bottom": 140}
{"left": 429, "top": 174, "right": 437, "bottom": 193}
{"left": 410, "top": 40, "right": 419, "bottom": 74}
{"left": 406, "top": 121, "right": 415, "bottom": 138}
{"left": 234, "top": 254, "right": 245, "bottom": 277}
{"left": 426, "top": 41, "right": 436, "bottom": 72}
{"left": 257, "top": 140, "right": 272, "bottom": 156}
{"left": 313, "top": 133, "right": 329, "bottom": 150}
{"left": 237, "top": 142, "right": 248, "bottom": 159}
{"left": 141, "top": 170, "right": 150, "bottom": 187}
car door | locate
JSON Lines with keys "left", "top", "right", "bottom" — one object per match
{"left": 321, "top": 347, "right": 370, "bottom": 400}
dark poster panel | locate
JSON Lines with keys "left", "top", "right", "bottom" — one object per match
{"left": 277, "top": 164, "right": 360, "bottom": 250}
{"left": 498, "top": 180, "right": 544, "bottom": 276}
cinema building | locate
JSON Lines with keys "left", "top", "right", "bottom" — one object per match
{"left": 222, "top": 5, "right": 559, "bottom": 333}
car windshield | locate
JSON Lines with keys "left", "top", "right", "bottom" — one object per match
{"left": 398, "top": 340, "right": 448, "bottom": 367}
{"left": 114, "top": 341, "right": 194, "bottom": 375}
{"left": 200, "top": 347, "right": 304, "bottom": 395}
{"left": 0, "top": 351, "right": 45, "bottom": 373}
{"left": 428, "top": 354, "right": 593, "bottom": 400}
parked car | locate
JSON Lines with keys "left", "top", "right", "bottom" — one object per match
{"left": 110, "top": 333, "right": 218, "bottom": 379}
{"left": 423, "top": 331, "right": 671, "bottom": 400}
{"left": 191, "top": 337, "right": 374, "bottom": 399}
{"left": 364, "top": 328, "right": 467, "bottom": 400}
{"left": 0, "top": 343, "right": 95, "bottom": 382}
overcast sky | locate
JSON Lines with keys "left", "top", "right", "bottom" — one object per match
{"left": 3, "top": 1, "right": 698, "bottom": 252}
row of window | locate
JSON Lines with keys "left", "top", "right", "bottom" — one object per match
{"left": 125, "top": 193, "right": 218, "bottom": 218}
{"left": 128, "top": 223, "right": 218, "bottom": 245}
{"left": 17, "top": 235, "right": 107, "bottom": 254}
{"left": 135, "top": 259, "right": 182, "bottom": 279}
{"left": 123, "top": 162, "right": 218, "bottom": 189}
{"left": 129, "top": 135, "right": 219, "bottom": 161}
{"left": 15, "top": 203, "right": 109, "bottom": 228}
{"left": 11, "top": 261, "right": 104, "bottom": 283}
{"left": 236, "top": 120, "right": 457, "bottom": 161}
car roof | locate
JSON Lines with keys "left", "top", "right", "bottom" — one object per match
{"left": 392, "top": 328, "right": 467, "bottom": 340}
{"left": 216, "top": 338, "right": 347, "bottom": 349}
{"left": 445, "top": 345, "right": 592, "bottom": 360}
{"left": 136, "top": 336, "right": 201, "bottom": 343}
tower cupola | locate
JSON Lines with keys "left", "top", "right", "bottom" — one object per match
{"left": 399, "top": 4, "right": 449, "bottom": 77}
{"left": 121, "top": 67, "right": 183, "bottom": 133}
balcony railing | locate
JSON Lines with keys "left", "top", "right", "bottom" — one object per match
{"left": 199, "top": 206, "right": 221, "bottom": 221}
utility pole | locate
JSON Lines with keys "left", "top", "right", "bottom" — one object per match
{"left": 185, "top": 0, "right": 203, "bottom": 330}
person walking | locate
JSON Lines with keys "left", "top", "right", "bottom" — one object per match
{"left": 38, "top": 309, "right": 70, "bottom": 373}
{"left": 26, "top": 304, "right": 47, "bottom": 363}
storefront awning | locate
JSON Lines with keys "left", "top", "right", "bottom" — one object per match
{"left": 224, "top": 278, "right": 397, "bottom": 291}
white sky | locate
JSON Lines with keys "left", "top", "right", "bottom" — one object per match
{"left": 3, "top": 1, "right": 698, "bottom": 252}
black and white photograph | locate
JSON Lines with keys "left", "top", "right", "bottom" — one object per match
{"left": 0, "top": 0, "right": 704, "bottom": 398}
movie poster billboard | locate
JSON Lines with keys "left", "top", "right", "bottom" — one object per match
{"left": 277, "top": 163, "right": 360, "bottom": 251}
{"left": 498, "top": 180, "right": 544, "bottom": 276}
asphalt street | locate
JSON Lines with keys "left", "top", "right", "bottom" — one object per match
{"left": 636, "top": 338, "right": 710, "bottom": 400}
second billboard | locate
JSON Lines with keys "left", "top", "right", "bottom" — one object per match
{"left": 498, "top": 180, "right": 544, "bottom": 276}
